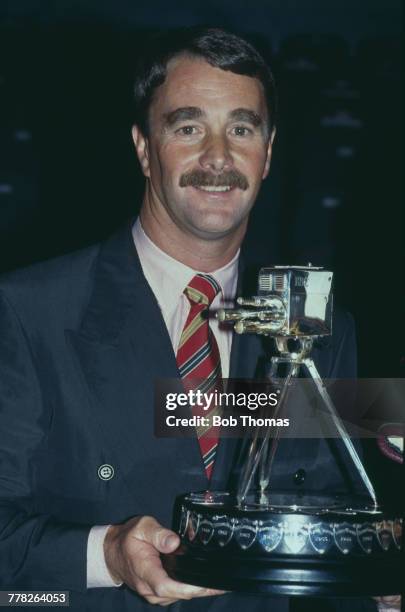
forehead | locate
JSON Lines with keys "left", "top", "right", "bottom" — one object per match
{"left": 149, "top": 55, "right": 267, "bottom": 121}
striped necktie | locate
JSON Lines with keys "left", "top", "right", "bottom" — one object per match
{"left": 176, "top": 274, "right": 222, "bottom": 480}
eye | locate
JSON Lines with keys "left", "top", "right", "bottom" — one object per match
{"left": 176, "top": 125, "right": 198, "bottom": 136}
{"left": 231, "top": 125, "right": 252, "bottom": 137}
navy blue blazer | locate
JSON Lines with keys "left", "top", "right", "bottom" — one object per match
{"left": 0, "top": 222, "right": 374, "bottom": 611}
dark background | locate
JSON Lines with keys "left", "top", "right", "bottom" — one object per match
{"left": 0, "top": 0, "right": 404, "bottom": 573}
{"left": 0, "top": 0, "right": 403, "bottom": 379}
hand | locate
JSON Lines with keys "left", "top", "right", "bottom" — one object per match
{"left": 104, "top": 515, "right": 225, "bottom": 606}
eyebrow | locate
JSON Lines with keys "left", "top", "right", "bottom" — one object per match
{"left": 162, "top": 106, "right": 264, "bottom": 128}
{"left": 163, "top": 107, "right": 205, "bottom": 126}
{"left": 229, "top": 108, "right": 263, "bottom": 127}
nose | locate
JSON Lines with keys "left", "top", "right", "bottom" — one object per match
{"left": 199, "top": 133, "right": 234, "bottom": 173}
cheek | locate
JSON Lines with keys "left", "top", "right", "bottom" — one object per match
{"left": 245, "top": 155, "right": 268, "bottom": 184}
{"left": 158, "top": 146, "right": 192, "bottom": 184}
{"left": 235, "top": 143, "right": 268, "bottom": 174}
{"left": 163, "top": 140, "right": 200, "bottom": 165}
{"left": 150, "top": 156, "right": 177, "bottom": 189}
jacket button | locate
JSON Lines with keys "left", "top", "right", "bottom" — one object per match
{"left": 293, "top": 468, "right": 306, "bottom": 485}
{"left": 98, "top": 464, "right": 114, "bottom": 481}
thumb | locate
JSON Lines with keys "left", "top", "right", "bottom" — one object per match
{"left": 155, "top": 528, "right": 180, "bottom": 553}
{"left": 138, "top": 517, "right": 180, "bottom": 553}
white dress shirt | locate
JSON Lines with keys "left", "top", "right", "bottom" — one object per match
{"left": 87, "top": 218, "right": 239, "bottom": 588}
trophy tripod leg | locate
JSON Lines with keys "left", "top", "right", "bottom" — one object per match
{"left": 237, "top": 360, "right": 298, "bottom": 505}
{"left": 269, "top": 356, "right": 281, "bottom": 378}
{"left": 260, "top": 356, "right": 291, "bottom": 490}
{"left": 236, "top": 425, "right": 262, "bottom": 505}
{"left": 259, "top": 361, "right": 300, "bottom": 494}
{"left": 303, "top": 358, "right": 378, "bottom": 509}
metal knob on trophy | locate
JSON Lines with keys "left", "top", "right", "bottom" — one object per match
{"left": 164, "top": 266, "right": 402, "bottom": 596}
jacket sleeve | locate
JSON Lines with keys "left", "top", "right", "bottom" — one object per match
{"left": 0, "top": 290, "right": 89, "bottom": 591}
{"left": 330, "top": 308, "right": 357, "bottom": 380}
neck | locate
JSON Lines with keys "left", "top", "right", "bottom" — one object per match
{"left": 139, "top": 192, "right": 245, "bottom": 272}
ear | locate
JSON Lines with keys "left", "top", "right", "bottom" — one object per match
{"left": 132, "top": 125, "right": 150, "bottom": 178}
{"left": 262, "top": 127, "right": 276, "bottom": 180}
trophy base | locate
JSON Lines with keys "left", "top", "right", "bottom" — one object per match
{"left": 164, "top": 491, "right": 403, "bottom": 597}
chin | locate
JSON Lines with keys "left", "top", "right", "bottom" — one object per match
{"left": 185, "top": 217, "right": 246, "bottom": 241}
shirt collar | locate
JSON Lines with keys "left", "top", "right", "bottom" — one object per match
{"left": 132, "top": 217, "right": 239, "bottom": 314}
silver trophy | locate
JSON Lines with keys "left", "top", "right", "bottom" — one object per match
{"left": 165, "top": 266, "right": 402, "bottom": 596}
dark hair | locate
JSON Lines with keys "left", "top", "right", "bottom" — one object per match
{"left": 133, "top": 27, "right": 277, "bottom": 136}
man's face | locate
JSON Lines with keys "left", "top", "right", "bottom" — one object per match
{"left": 133, "top": 55, "right": 275, "bottom": 241}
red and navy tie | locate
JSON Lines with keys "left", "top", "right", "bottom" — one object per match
{"left": 176, "top": 274, "right": 222, "bottom": 480}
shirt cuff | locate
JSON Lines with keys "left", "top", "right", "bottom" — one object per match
{"left": 87, "top": 525, "right": 123, "bottom": 588}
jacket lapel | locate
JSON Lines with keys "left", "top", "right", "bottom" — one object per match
{"left": 66, "top": 223, "right": 205, "bottom": 496}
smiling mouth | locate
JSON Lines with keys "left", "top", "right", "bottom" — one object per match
{"left": 194, "top": 185, "right": 233, "bottom": 193}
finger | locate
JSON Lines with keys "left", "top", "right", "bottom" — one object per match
{"left": 178, "top": 587, "right": 227, "bottom": 598}
{"left": 138, "top": 569, "right": 225, "bottom": 603}
{"left": 130, "top": 532, "right": 225, "bottom": 600}
{"left": 135, "top": 580, "right": 178, "bottom": 607}
{"left": 130, "top": 546, "right": 186, "bottom": 598}
{"left": 138, "top": 557, "right": 192, "bottom": 599}
{"left": 144, "top": 596, "right": 178, "bottom": 606}
{"left": 135, "top": 581, "right": 176, "bottom": 605}
{"left": 137, "top": 554, "right": 212, "bottom": 600}
{"left": 152, "top": 575, "right": 224, "bottom": 600}
{"left": 135, "top": 516, "right": 180, "bottom": 553}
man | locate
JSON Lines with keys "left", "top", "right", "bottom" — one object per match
{"left": 0, "top": 27, "right": 376, "bottom": 611}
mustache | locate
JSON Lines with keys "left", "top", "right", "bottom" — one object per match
{"left": 179, "top": 169, "right": 249, "bottom": 191}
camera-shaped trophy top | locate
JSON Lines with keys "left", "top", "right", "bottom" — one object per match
{"left": 218, "top": 264, "right": 333, "bottom": 338}
{"left": 218, "top": 264, "right": 378, "bottom": 510}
